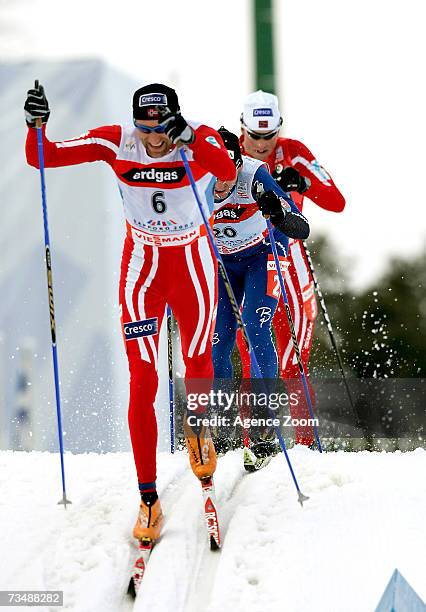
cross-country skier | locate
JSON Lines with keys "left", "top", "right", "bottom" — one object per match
{"left": 212, "top": 127, "right": 309, "bottom": 460}
{"left": 24, "top": 82, "right": 236, "bottom": 544}
{"left": 237, "top": 90, "right": 346, "bottom": 447}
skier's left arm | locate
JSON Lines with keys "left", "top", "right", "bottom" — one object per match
{"left": 252, "top": 165, "right": 310, "bottom": 239}
{"left": 276, "top": 139, "right": 345, "bottom": 212}
{"left": 189, "top": 125, "right": 237, "bottom": 181}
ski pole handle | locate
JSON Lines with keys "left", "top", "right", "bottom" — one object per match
{"left": 34, "top": 79, "right": 42, "bottom": 129}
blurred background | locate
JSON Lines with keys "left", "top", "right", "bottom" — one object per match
{"left": 0, "top": 0, "right": 425, "bottom": 451}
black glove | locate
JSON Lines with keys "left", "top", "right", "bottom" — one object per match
{"left": 24, "top": 80, "right": 50, "bottom": 127}
{"left": 256, "top": 190, "right": 286, "bottom": 227}
{"left": 257, "top": 188, "right": 310, "bottom": 239}
{"left": 159, "top": 108, "right": 195, "bottom": 145}
{"left": 272, "top": 165, "right": 309, "bottom": 194}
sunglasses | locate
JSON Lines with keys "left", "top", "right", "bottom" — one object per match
{"left": 246, "top": 129, "right": 279, "bottom": 141}
{"left": 133, "top": 119, "right": 171, "bottom": 134}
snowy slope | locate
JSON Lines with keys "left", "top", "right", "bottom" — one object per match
{"left": 0, "top": 448, "right": 425, "bottom": 612}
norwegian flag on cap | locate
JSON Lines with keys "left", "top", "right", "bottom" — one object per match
{"left": 147, "top": 108, "right": 160, "bottom": 118}
{"left": 241, "top": 90, "right": 282, "bottom": 133}
{"left": 132, "top": 83, "right": 180, "bottom": 120}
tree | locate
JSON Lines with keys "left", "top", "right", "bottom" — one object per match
{"left": 309, "top": 235, "right": 426, "bottom": 378}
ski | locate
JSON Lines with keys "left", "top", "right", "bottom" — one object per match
{"left": 243, "top": 446, "right": 272, "bottom": 473}
{"left": 127, "top": 537, "right": 154, "bottom": 599}
{"left": 127, "top": 477, "right": 220, "bottom": 598}
{"left": 201, "top": 477, "right": 221, "bottom": 550}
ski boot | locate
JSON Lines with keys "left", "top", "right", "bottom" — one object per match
{"left": 133, "top": 491, "right": 164, "bottom": 542}
{"left": 244, "top": 434, "right": 278, "bottom": 472}
{"left": 184, "top": 419, "right": 221, "bottom": 549}
{"left": 129, "top": 492, "right": 163, "bottom": 598}
{"left": 184, "top": 419, "right": 217, "bottom": 480}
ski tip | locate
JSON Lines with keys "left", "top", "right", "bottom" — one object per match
{"left": 297, "top": 491, "right": 310, "bottom": 507}
{"left": 210, "top": 535, "right": 220, "bottom": 551}
{"left": 127, "top": 577, "right": 137, "bottom": 599}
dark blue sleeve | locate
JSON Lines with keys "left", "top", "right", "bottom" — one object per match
{"left": 252, "top": 165, "right": 310, "bottom": 239}
{"left": 252, "top": 166, "right": 301, "bottom": 215}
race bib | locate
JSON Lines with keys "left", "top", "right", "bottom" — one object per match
{"left": 266, "top": 254, "right": 290, "bottom": 299}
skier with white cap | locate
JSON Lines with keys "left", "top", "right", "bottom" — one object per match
{"left": 237, "top": 90, "right": 346, "bottom": 448}
{"left": 211, "top": 127, "right": 310, "bottom": 463}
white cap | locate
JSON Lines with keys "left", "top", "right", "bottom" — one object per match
{"left": 241, "top": 90, "right": 282, "bottom": 133}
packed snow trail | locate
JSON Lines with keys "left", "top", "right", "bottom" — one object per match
{"left": 0, "top": 448, "right": 425, "bottom": 611}
{"left": 176, "top": 452, "right": 247, "bottom": 612}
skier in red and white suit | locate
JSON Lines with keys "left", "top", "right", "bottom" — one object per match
{"left": 25, "top": 82, "right": 236, "bottom": 541}
{"left": 238, "top": 90, "right": 345, "bottom": 447}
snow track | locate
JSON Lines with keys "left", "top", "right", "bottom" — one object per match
{"left": 1, "top": 448, "right": 425, "bottom": 611}
{"left": 133, "top": 451, "right": 246, "bottom": 612}
{"left": 183, "top": 452, "right": 246, "bottom": 612}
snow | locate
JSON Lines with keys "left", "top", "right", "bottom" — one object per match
{"left": 0, "top": 448, "right": 425, "bottom": 612}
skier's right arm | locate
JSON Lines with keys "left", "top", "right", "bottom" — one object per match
{"left": 24, "top": 82, "right": 120, "bottom": 168}
{"left": 26, "top": 125, "right": 121, "bottom": 168}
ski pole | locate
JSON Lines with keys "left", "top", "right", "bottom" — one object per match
{"left": 302, "top": 240, "right": 360, "bottom": 423}
{"left": 166, "top": 304, "right": 175, "bottom": 453}
{"left": 34, "top": 81, "right": 71, "bottom": 508}
{"left": 266, "top": 221, "right": 322, "bottom": 452}
{"left": 179, "top": 147, "right": 308, "bottom": 506}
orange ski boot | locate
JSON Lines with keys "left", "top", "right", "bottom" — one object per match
{"left": 184, "top": 419, "right": 217, "bottom": 480}
{"left": 133, "top": 492, "right": 164, "bottom": 542}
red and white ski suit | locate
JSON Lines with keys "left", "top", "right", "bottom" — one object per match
{"left": 239, "top": 137, "right": 345, "bottom": 445}
{"left": 26, "top": 123, "right": 235, "bottom": 485}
